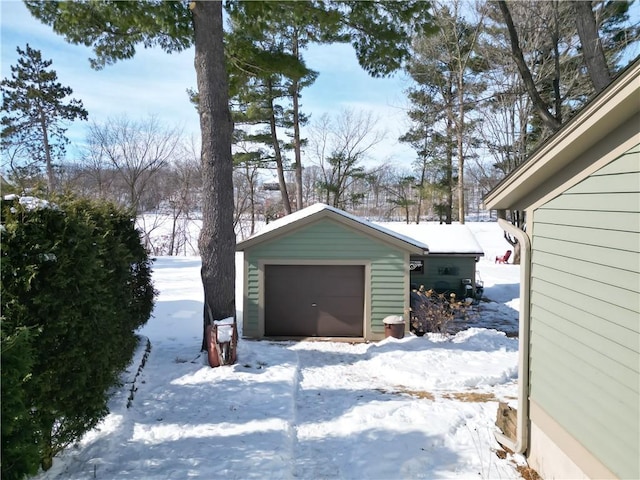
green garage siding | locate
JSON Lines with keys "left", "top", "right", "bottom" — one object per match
{"left": 410, "top": 256, "right": 477, "bottom": 297}
{"left": 244, "top": 218, "right": 408, "bottom": 338}
{"left": 529, "top": 147, "right": 640, "bottom": 479}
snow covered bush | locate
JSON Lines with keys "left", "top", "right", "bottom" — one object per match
{"left": 1, "top": 195, "right": 156, "bottom": 476}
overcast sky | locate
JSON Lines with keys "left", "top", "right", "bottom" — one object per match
{"left": 1, "top": 1, "right": 417, "bottom": 169}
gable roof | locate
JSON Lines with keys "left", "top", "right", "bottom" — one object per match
{"left": 378, "top": 222, "right": 484, "bottom": 256}
{"left": 236, "top": 203, "right": 429, "bottom": 254}
{"left": 484, "top": 58, "right": 640, "bottom": 211}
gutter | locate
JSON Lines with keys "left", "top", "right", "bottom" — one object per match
{"left": 494, "top": 218, "right": 531, "bottom": 455}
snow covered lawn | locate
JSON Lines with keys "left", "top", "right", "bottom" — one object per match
{"left": 34, "top": 223, "right": 527, "bottom": 479}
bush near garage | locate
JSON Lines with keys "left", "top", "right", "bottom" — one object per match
{"left": 1, "top": 195, "right": 156, "bottom": 478}
{"left": 410, "top": 287, "right": 468, "bottom": 335}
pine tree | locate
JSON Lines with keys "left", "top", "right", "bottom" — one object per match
{"left": 1, "top": 44, "right": 88, "bottom": 193}
{"left": 402, "top": 1, "right": 485, "bottom": 223}
{"left": 226, "top": 1, "right": 337, "bottom": 213}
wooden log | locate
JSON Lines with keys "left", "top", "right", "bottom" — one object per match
{"left": 206, "top": 321, "right": 238, "bottom": 368}
{"left": 496, "top": 401, "right": 518, "bottom": 441}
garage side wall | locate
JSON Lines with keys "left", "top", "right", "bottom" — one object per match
{"left": 528, "top": 146, "right": 640, "bottom": 479}
{"left": 410, "top": 256, "right": 477, "bottom": 297}
{"left": 243, "top": 219, "right": 409, "bottom": 340}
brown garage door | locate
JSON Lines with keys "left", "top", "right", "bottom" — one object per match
{"left": 265, "top": 265, "right": 364, "bottom": 337}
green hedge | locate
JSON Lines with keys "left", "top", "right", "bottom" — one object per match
{"left": 1, "top": 196, "right": 156, "bottom": 479}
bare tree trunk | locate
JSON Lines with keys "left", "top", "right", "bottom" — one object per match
{"left": 169, "top": 208, "right": 178, "bottom": 255}
{"left": 552, "top": 5, "right": 562, "bottom": 124}
{"left": 457, "top": 86, "right": 465, "bottom": 224}
{"left": 445, "top": 114, "right": 454, "bottom": 224}
{"left": 39, "top": 110, "right": 55, "bottom": 192}
{"left": 497, "top": 0, "right": 561, "bottom": 132}
{"left": 291, "top": 32, "right": 304, "bottom": 211}
{"left": 248, "top": 168, "right": 256, "bottom": 236}
{"left": 40, "top": 417, "right": 54, "bottom": 471}
{"left": 415, "top": 153, "right": 427, "bottom": 224}
{"left": 192, "top": 1, "right": 236, "bottom": 351}
{"left": 291, "top": 80, "right": 303, "bottom": 212}
{"left": 267, "top": 80, "right": 292, "bottom": 215}
{"left": 572, "top": 0, "right": 611, "bottom": 93}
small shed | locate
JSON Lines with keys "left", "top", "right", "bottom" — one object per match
{"left": 236, "top": 203, "right": 428, "bottom": 341}
{"left": 380, "top": 223, "right": 484, "bottom": 299}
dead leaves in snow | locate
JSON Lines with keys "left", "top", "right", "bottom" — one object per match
{"left": 380, "top": 387, "right": 517, "bottom": 403}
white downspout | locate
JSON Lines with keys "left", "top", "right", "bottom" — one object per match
{"left": 494, "top": 218, "right": 531, "bottom": 455}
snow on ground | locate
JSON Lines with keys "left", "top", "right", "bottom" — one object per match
{"left": 33, "top": 222, "right": 526, "bottom": 480}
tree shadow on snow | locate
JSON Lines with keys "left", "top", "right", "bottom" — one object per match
{"left": 292, "top": 427, "right": 462, "bottom": 480}
{"left": 73, "top": 420, "right": 460, "bottom": 479}
{"left": 46, "top": 341, "right": 480, "bottom": 479}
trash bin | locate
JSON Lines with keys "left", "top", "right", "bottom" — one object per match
{"left": 383, "top": 315, "right": 405, "bottom": 339}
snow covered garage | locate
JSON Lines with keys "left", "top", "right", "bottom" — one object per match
{"left": 381, "top": 223, "right": 484, "bottom": 298}
{"left": 236, "top": 203, "right": 428, "bottom": 341}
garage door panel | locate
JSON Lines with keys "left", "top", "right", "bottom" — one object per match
{"left": 317, "top": 297, "right": 364, "bottom": 336}
{"left": 265, "top": 265, "right": 364, "bottom": 337}
{"left": 263, "top": 298, "right": 316, "bottom": 337}
{"left": 267, "top": 314, "right": 317, "bottom": 337}
{"left": 317, "top": 315, "right": 360, "bottom": 336}
{"left": 314, "top": 269, "right": 362, "bottom": 292}
{"left": 264, "top": 266, "right": 315, "bottom": 336}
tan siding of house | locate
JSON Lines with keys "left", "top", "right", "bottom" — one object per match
{"left": 529, "top": 148, "right": 640, "bottom": 479}
{"left": 243, "top": 219, "right": 408, "bottom": 339}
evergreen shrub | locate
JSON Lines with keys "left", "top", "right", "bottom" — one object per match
{"left": 0, "top": 196, "right": 156, "bottom": 478}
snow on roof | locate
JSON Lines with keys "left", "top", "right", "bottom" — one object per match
{"left": 242, "top": 203, "right": 429, "bottom": 251}
{"left": 377, "top": 222, "right": 485, "bottom": 256}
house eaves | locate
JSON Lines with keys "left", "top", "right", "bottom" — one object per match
{"left": 483, "top": 58, "right": 640, "bottom": 211}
